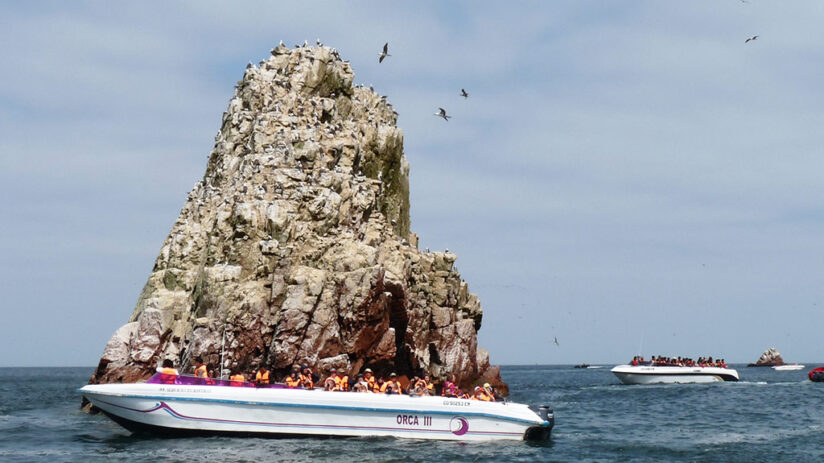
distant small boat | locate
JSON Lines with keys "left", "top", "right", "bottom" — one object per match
{"left": 772, "top": 364, "right": 804, "bottom": 371}
{"left": 611, "top": 365, "right": 739, "bottom": 384}
{"left": 574, "top": 364, "right": 590, "bottom": 369}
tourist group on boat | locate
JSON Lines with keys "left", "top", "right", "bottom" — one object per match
{"left": 630, "top": 355, "right": 728, "bottom": 368}
{"left": 160, "top": 358, "right": 500, "bottom": 402}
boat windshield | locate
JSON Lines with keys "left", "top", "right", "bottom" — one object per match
{"left": 146, "top": 373, "right": 287, "bottom": 388}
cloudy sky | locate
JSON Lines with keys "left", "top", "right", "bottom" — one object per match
{"left": 2, "top": 1, "right": 823, "bottom": 367}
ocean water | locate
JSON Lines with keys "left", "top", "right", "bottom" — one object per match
{"left": 1, "top": 365, "right": 823, "bottom": 462}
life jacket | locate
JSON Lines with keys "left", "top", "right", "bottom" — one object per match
{"left": 381, "top": 380, "right": 402, "bottom": 394}
{"left": 425, "top": 383, "right": 434, "bottom": 395}
{"left": 230, "top": 374, "right": 245, "bottom": 386}
{"left": 194, "top": 365, "right": 208, "bottom": 378}
{"left": 338, "top": 375, "right": 349, "bottom": 391}
{"left": 285, "top": 374, "right": 301, "bottom": 388}
{"left": 160, "top": 367, "right": 178, "bottom": 384}
{"left": 483, "top": 388, "right": 496, "bottom": 402}
{"left": 300, "top": 373, "right": 314, "bottom": 389}
{"left": 255, "top": 370, "right": 270, "bottom": 385}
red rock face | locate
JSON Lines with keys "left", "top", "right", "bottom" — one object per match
{"left": 86, "top": 45, "right": 506, "bottom": 400}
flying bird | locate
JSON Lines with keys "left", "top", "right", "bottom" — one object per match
{"left": 434, "top": 107, "right": 451, "bottom": 121}
{"left": 460, "top": 88, "right": 469, "bottom": 98}
{"left": 379, "top": 42, "right": 391, "bottom": 63}
{"left": 554, "top": 336, "right": 560, "bottom": 347}
{"left": 745, "top": 35, "right": 758, "bottom": 43}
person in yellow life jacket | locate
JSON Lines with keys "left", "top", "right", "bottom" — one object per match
{"left": 338, "top": 372, "right": 349, "bottom": 391}
{"left": 381, "top": 372, "right": 402, "bottom": 394}
{"left": 230, "top": 371, "right": 245, "bottom": 387}
{"left": 472, "top": 386, "right": 492, "bottom": 401}
{"left": 159, "top": 359, "right": 179, "bottom": 384}
{"left": 254, "top": 366, "right": 271, "bottom": 387}
{"left": 193, "top": 357, "right": 208, "bottom": 379}
{"left": 299, "top": 365, "right": 315, "bottom": 389}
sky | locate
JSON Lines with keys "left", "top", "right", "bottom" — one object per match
{"left": 2, "top": 1, "right": 823, "bottom": 367}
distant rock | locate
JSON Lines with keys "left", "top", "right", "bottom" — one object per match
{"left": 85, "top": 44, "right": 506, "bottom": 400}
{"left": 748, "top": 347, "right": 785, "bottom": 367}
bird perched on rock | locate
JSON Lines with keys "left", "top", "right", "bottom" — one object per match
{"left": 379, "top": 42, "right": 391, "bottom": 63}
{"left": 745, "top": 35, "right": 758, "bottom": 43}
{"left": 460, "top": 88, "right": 469, "bottom": 98}
{"left": 316, "top": 38, "right": 322, "bottom": 46}
{"left": 434, "top": 107, "right": 451, "bottom": 121}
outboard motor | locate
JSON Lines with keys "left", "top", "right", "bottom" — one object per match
{"left": 538, "top": 405, "right": 554, "bottom": 425}
{"left": 524, "top": 405, "right": 554, "bottom": 441}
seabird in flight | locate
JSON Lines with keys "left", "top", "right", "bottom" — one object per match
{"left": 745, "top": 35, "right": 758, "bottom": 43}
{"left": 434, "top": 107, "right": 451, "bottom": 121}
{"left": 460, "top": 88, "right": 469, "bottom": 98}
{"left": 379, "top": 42, "right": 391, "bottom": 63}
{"left": 554, "top": 336, "right": 560, "bottom": 347}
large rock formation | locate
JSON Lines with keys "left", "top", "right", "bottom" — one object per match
{"left": 748, "top": 347, "right": 785, "bottom": 367}
{"left": 88, "top": 44, "right": 506, "bottom": 395}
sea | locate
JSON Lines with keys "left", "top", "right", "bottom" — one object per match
{"left": 1, "top": 365, "right": 822, "bottom": 462}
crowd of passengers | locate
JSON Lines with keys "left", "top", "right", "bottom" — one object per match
{"left": 159, "top": 358, "right": 500, "bottom": 401}
{"left": 630, "top": 355, "right": 728, "bottom": 368}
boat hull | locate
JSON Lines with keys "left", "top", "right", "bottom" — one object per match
{"left": 80, "top": 383, "right": 551, "bottom": 441}
{"left": 611, "top": 365, "right": 740, "bottom": 385}
{"left": 772, "top": 365, "right": 804, "bottom": 371}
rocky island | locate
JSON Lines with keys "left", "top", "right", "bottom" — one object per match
{"left": 747, "top": 347, "right": 785, "bottom": 367}
{"left": 86, "top": 44, "right": 506, "bottom": 397}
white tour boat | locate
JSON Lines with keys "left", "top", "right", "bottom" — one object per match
{"left": 772, "top": 364, "right": 805, "bottom": 371}
{"left": 611, "top": 364, "right": 740, "bottom": 385}
{"left": 80, "top": 374, "right": 553, "bottom": 441}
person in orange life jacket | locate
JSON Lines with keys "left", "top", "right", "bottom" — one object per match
{"left": 254, "top": 366, "right": 271, "bottom": 387}
{"left": 363, "top": 368, "right": 377, "bottom": 390}
{"left": 159, "top": 359, "right": 179, "bottom": 384}
{"left": 482, "top": 383, "right": 497, "bottom": 402}
{"left": 422, "top": 375, "right": 434, "bottom": 396}
{"left": 230, "top": 370, "right": 245, "bottom": 387}
{"left": 381, "top": 372, "right": 402, "bottom": 394}
{"left": 300, "top": 365, "right": 315, "bottom": 389}
{"left": 285, "top": 365, "right": 302, "bottom": 388}
{"left": 193, "top": 357, "right": 208, "bottom": 379}
{"left": 472, "top": 386, "right": 492, "bottom": 401}
{"left": 374, "top": 376, "right": 385, "bottom": 393}
{"left": 337, "top": 371, "right": 349, "bottom": 391}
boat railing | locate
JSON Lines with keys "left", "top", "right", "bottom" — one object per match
{"left": 146, "top": 372, "right": 288, "bottom": 389}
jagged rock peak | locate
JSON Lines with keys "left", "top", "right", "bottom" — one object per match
{"left": 87, "top": 45, "right": 506, "bottom": 397}
{"left": 750, "top": 347, "right": 785, "bottom": 366}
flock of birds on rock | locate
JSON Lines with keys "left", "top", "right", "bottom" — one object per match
{"left": 376, "top": 42, "right": 467, "bottom": 123}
